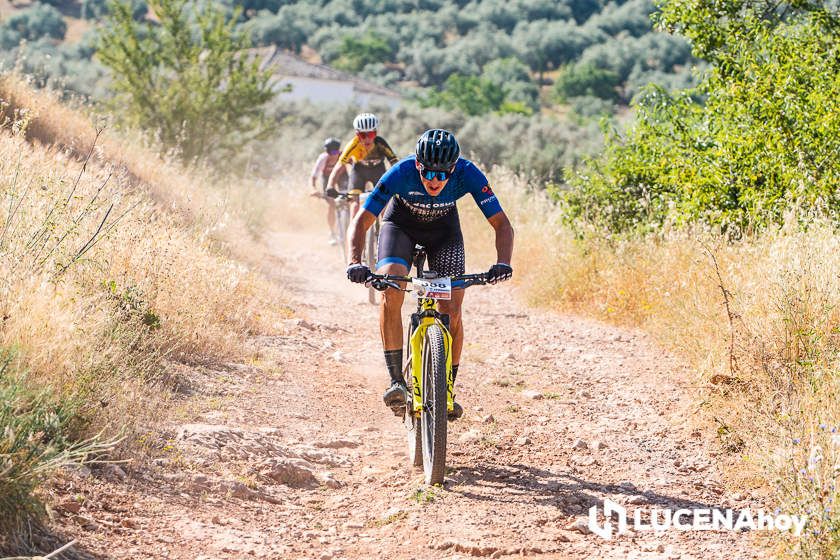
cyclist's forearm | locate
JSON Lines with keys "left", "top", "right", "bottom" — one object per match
{"left": 488, "top": 211, "right": 515, "bottom": 264}
{"left": 327, "top": 167, "right": 338, "bottom": 188}
{"left": 328, "top": 164, "right": 347, "bottom": 187}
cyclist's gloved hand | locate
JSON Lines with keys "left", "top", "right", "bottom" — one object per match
{"left": 347, "top": 263, "right": 372, "bottom": 284}
{"left": 325, "top": 187, "right": 339, "bottom": 198}
{"left": 486, "top": 263, "right": 513, "bottom": 284}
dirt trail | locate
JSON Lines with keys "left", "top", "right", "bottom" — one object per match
{"left": 47, "top": 223, "right": 771, "bottom": 560}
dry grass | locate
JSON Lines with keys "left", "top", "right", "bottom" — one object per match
{"left": 0, "top": 74, "right": 289, "bottom": 548}
{"left": 0, "top": 79, "right": 288, "bottom": 422}
{"left": 495, "top": 164, "right": 840, "bottom": 555}
{"left": 0, "top": 73, "right": 274, "bottom": 265}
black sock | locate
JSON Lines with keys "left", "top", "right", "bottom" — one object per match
{"left": 452, "top": 364, "right": 459, "bottom": 385}
{"left": 384, "top": 349, "right": 403, "bottom": 384}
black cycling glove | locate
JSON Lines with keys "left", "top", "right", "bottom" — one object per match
{"left": 486, "top": 263, "right": 513, "bottom": 284}
{"left": 347, "top": 263, "right": 371, "bottom": 284}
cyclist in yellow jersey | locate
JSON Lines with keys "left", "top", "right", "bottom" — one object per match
{"left": 327, "top": 113, "right": 399, "bottom": 218}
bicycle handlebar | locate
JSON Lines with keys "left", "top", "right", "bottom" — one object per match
{"left": 367, "top": 272, "right": 488, "bottom": 292}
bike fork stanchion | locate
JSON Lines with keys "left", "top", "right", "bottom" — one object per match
{"left": 405, "top": 317, "right": 423, "bottom": 467}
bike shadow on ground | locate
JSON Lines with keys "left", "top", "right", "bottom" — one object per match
{"left": 445, "top": 461, "right": 731, "bottom": 515}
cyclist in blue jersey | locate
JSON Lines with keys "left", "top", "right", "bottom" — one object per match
{"left": 345, "top": 129, "right": 514, "bottom": 419}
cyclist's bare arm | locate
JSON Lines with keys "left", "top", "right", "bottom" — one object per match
{"left": 327, "top": 162, "right": 349, "bottom": 189}
{"left": 487, "top": 211, "right": 514, "bottom": 265}
{"left": 347, "top": 209, "right": 376, "bottom": 264}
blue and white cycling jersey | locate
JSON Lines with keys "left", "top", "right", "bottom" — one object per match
{"left": 362, "top": 155, "right": 503, "bottom": 223}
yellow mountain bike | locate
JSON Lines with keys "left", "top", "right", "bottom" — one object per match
{"left": 369, "top": 247, "right": 487, "bottom": 485}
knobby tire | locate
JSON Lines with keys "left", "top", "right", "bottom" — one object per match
{"left": 421, "top": 324, "right": 448, "bottom": 485}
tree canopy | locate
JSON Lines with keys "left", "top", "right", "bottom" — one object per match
{"left": 562, "top": 0, "right": 840, "bottom": 234}
{"left": 97, "top": 0, "right": 277, "bottom": 164}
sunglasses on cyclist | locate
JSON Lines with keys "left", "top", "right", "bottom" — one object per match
{"left": 420, "top": 167, "right": 452, "bottom": 181}
{"left": 356, "top": 130, "right": 376, "bottom": 139}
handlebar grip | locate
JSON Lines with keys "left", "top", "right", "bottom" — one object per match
{"left": 370, "top": 278, "right": 399, "bottom": 291}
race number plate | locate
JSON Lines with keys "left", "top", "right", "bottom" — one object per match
{"left": 412, "top": 277, "right": 452, "bottom": 300}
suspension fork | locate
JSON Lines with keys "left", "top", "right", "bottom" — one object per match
{"left": 407, "top": 299, "right": 453, "bottom": 415}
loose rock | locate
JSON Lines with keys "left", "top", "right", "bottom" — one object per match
{"left": 257, "top": 457, "right": 318, "bottom": 488}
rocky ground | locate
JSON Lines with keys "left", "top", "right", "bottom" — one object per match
{"left": 38, "top": 224, "right": 773, "bottom": 560}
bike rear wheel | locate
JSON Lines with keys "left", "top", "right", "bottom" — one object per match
{"left": 421, "top": 324, "right": 448, "bottom": 485}
{"left": 405, "top": 406, "right": 423, "bottom": 468}
{"left": 335, "top": 204, "right": 349, "bottom": 264}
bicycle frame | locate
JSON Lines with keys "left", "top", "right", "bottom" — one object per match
{"left": 370, "top": 260, "right": 486, "bottom": 417}
{"left": 367, "top": 263, "right": 487, "bottom": 483}
{"left": 407, "top": 297, "right": 454, "bottom": 416}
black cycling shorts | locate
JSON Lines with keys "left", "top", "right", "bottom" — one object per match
{"left": 376, "top": 211, "right": 465, "bottom": 277}
{"left": 350, "top": 161, "right": 387, "bottom": 192}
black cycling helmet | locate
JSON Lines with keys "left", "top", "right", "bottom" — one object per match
{"left": 324, "top": 137, "right": 341, "bottom": 151}
{"left": 415, "top": 129, "right": 460, "bottom": 171}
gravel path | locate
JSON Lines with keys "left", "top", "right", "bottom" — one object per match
{"left": 45, "top": 226, "right": 770, "bottom": 560}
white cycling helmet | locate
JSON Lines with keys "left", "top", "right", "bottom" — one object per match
{"left": 353, "top": 112, "right": 379, "bottom": 132}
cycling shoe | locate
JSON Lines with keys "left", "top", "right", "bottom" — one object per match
{"left": 383, "top": 380, "right": 408, "bottom": 411}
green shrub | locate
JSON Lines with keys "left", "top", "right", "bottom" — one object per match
{"left": 567, "top": 95, "right": 616, "bottom": 119}
{"left": 0, "top": 3, "right": 66, "bottom": 46}
{"left": 0, "top": 351, "right": 104, "bottom": 542}
{"left": 97, "top": 0, "right": 277, "bottom": 165}
{"left": 423, "top": 74, "right": 506, "bottom": 116}
{"left": 244, "top": 8, "right": 313, "bottom": 51}
{"left": 331, "top": 31, "right": 394, "bottom": 73}
{"left": 562, "top": 3, "right": 840, "bottom": 234}
{"left": 553, "top": 63, "right": 621, "bottom": 102}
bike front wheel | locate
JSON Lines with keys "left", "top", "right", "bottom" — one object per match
{"left": 421, "top": 324, "right": 448, "bottom": 485}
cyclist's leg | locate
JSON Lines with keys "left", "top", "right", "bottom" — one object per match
{"left": 352, "top": 162, "right": 385, "bottom": 217}
{"left": 369, "top": 161, "right": 387, "bottom": 186}
{"left": 429, "top": 233, "right": 466, "bottom": 365}
{"left": 376, "top": 220, "right": 414, "bottom": 407}
{"left": 377, "top": 220, "right": 413, "bottom": 350}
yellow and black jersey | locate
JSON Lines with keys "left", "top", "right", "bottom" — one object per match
{"left": 339, "top": 136, "right": 398, "bottom": 167}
